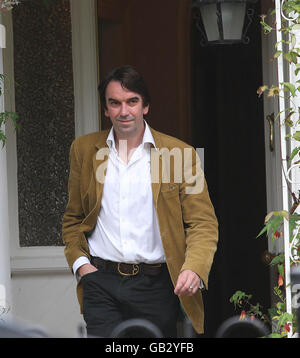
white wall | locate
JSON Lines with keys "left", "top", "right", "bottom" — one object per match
{"left": 11, "top": 272, "right": 83, "bottom": 337}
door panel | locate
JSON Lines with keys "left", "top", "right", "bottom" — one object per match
{"left": 97, "top": 0, "right": 192, "bottom": 144}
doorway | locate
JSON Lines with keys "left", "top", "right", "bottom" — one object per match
{"left": 191, "top": 1, "right": 270, "bottom": 336}
{"left": 97, "top": 0, "right": 270, "bottom": 337}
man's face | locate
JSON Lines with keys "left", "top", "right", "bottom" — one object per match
{"left": 104, "top": 80, "right": 149, "bottom": 139}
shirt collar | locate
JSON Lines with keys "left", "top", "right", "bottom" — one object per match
{"left": 106, "top": 120, "right": 157, "bottom": 150}
{"left": 106, "top": 127, "right": 116, "bottom": 150}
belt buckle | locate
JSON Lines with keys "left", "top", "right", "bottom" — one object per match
{"left": 117, "top": 263, "right": 139, "bottom": 276}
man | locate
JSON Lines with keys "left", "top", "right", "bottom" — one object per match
{"left": 62, "top": 65, "right": 218, "bottom": 338}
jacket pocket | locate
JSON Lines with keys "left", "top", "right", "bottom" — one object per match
{"left": 160, "top": 183, "right": 179, "bottom": 199}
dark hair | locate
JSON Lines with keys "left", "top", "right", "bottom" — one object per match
{"left": 98, "top": 65, "right": 151, "bottom": 110}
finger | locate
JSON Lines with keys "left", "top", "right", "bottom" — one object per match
{"left": 177, "top": 277, "right": 194, "bottom": 296}
{"left": 174, "top": 277, "right": 185, "bottom": 295}
{"left": 181, "top": 276, "right": 200, "bottom": 296}
{"left": 183, "top": 280, "right": 196, "bottom": 296}
{"left": 174, "top": 271, "right": 190, "bottom": 295}
{"left": 174, "top": 270, "right": 200, "bottom": 296}
{"left": 189, "top": 284, "right": 199, "bottom": 296}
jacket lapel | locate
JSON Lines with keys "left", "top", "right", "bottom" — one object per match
{"left": 80, "top": 131, "right": 110, "bottom": 230}
{"left": 149, "top": 127, "right": 162, "bottom": 209}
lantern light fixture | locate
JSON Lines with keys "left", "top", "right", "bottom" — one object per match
{"left": 192, "top": 0, "right": 258, "bottom": 46}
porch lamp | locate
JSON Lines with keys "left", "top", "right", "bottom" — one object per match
{"left": 192, "top": 0, "right": 258, "bottom": 45}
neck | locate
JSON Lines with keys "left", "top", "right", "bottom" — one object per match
{"left": 114, "top": 124, "right": 145, "bottom": 164}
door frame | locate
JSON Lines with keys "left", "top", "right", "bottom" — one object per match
{"left": 261, "top": 19, "right": 284, "bottom": 255}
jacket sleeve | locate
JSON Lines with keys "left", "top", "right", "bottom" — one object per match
{"left": 62, "top": 140, "right": 90, "bottom": 272}
{"left": 179, "top": 147, "right": 218, "bottom": 289}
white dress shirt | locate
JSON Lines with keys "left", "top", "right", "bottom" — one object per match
{"left": 72, "top": 121, "right": 166, "bottom": 275}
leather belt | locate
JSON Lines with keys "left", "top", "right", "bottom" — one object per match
{"left": 91, "top": 256, "right": 165, "bottom": 277}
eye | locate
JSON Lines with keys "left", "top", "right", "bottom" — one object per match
{"left": 128, "top": 98, "right": 139, "bottom": 106}
{"left": 109, "top": 100, "right": 120, "bottom": 107}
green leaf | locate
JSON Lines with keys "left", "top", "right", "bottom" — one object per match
{"left": 295, "top": 65, "right": 300, "bottom": 76}
{"left": 277, "top": 264, "right": 284, "bottom": 277}
{"left": 268, "top": 306, "right": 278, "bottom": 319}
{"left": 292, "top": 131, "right": 300, "bottom": 141}
{"left": 274, "top": 50, "right": 282, "bottom": 59}
{"left": 0, "top": 110, "right": 20, "bottom": 148}
{"left": 282, "top": 82, "right": 297, "bottom": 96}
{"left": 270, "top": 254, "right": 285, "bottom": 266}
{"left": 285, "top": 3, "right": 300, "bottom": 13}
{"left": 284, "top": 110, "right": 295, "bottom": 127}
{"left": 289, "top": 146, "right": 300, "bottom": 163}
{"left": 265, "top": 210, "right": 289, "bottom": 222}
{"left": 257, "top": 211, "right": 288, "bottom": 241}
{"left": 229, "top": 291, "right": 252, "bottom": 309}
{"left": 0, "top": 130, "right": 6, "bottom": 148}
{"left": 277, "top": 312, "right": 293, "bottom": 330}
{"left": 260, "top": 18, "right": 273, "bottom": 34}
{"left": 284, "top": 52, "right": 293, "bottom": 63}
{"left": 279, "top": 210, "right": 289, "bottom": 221}
{"left": 265, "top": 211, "right": 275, "bottom": 223}
{"left": 291, "top": 51, "right": 299, "bottom": 64}
{"left": 276, "top": 301, "right": 286, "bottom": 312}
{"left": 267, "top": 332, "right": 283, "bottom": 338}
{"left": 257, "top": 225, "right": 268, "bottom": 238}
{"left": 257, "top": 85, "right": 268, "bottom": 97}
{"left": 270, "top": 216, "right": 284, "bottom": 232}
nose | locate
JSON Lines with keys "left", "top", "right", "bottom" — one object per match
{"left": 120, "top": 102, "right": 129, "bottom": 117}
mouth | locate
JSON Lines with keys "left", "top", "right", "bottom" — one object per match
{"left": 117, "top": 118, "right": 134, "bottom": 123}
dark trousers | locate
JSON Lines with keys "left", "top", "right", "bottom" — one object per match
{"left": 81, "top": 264, "right": 180, "bottom": 338}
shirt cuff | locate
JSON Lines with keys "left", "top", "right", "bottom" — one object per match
{"left": 72, "top": 256, "right": 91, "bottom": 281}
{"left": 199, "top": 278, "right": 205, "bottom": 290}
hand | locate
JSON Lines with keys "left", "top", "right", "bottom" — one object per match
{"left": 78, "top": 263, "right": 98, "bottom": 277}
{"left": 174, "top": 269, "right": 201, "bottom": 297}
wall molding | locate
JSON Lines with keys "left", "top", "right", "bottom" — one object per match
{"left": 11, "top": 247, "right": 68, "bottom": 273}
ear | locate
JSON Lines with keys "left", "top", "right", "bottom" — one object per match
{"left": 143, "top": 105, "right": 149, "bottom": 116}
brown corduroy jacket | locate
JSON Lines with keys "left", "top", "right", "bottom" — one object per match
{"left": 62, "top": 126, "right": 218, "bottom": 334}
